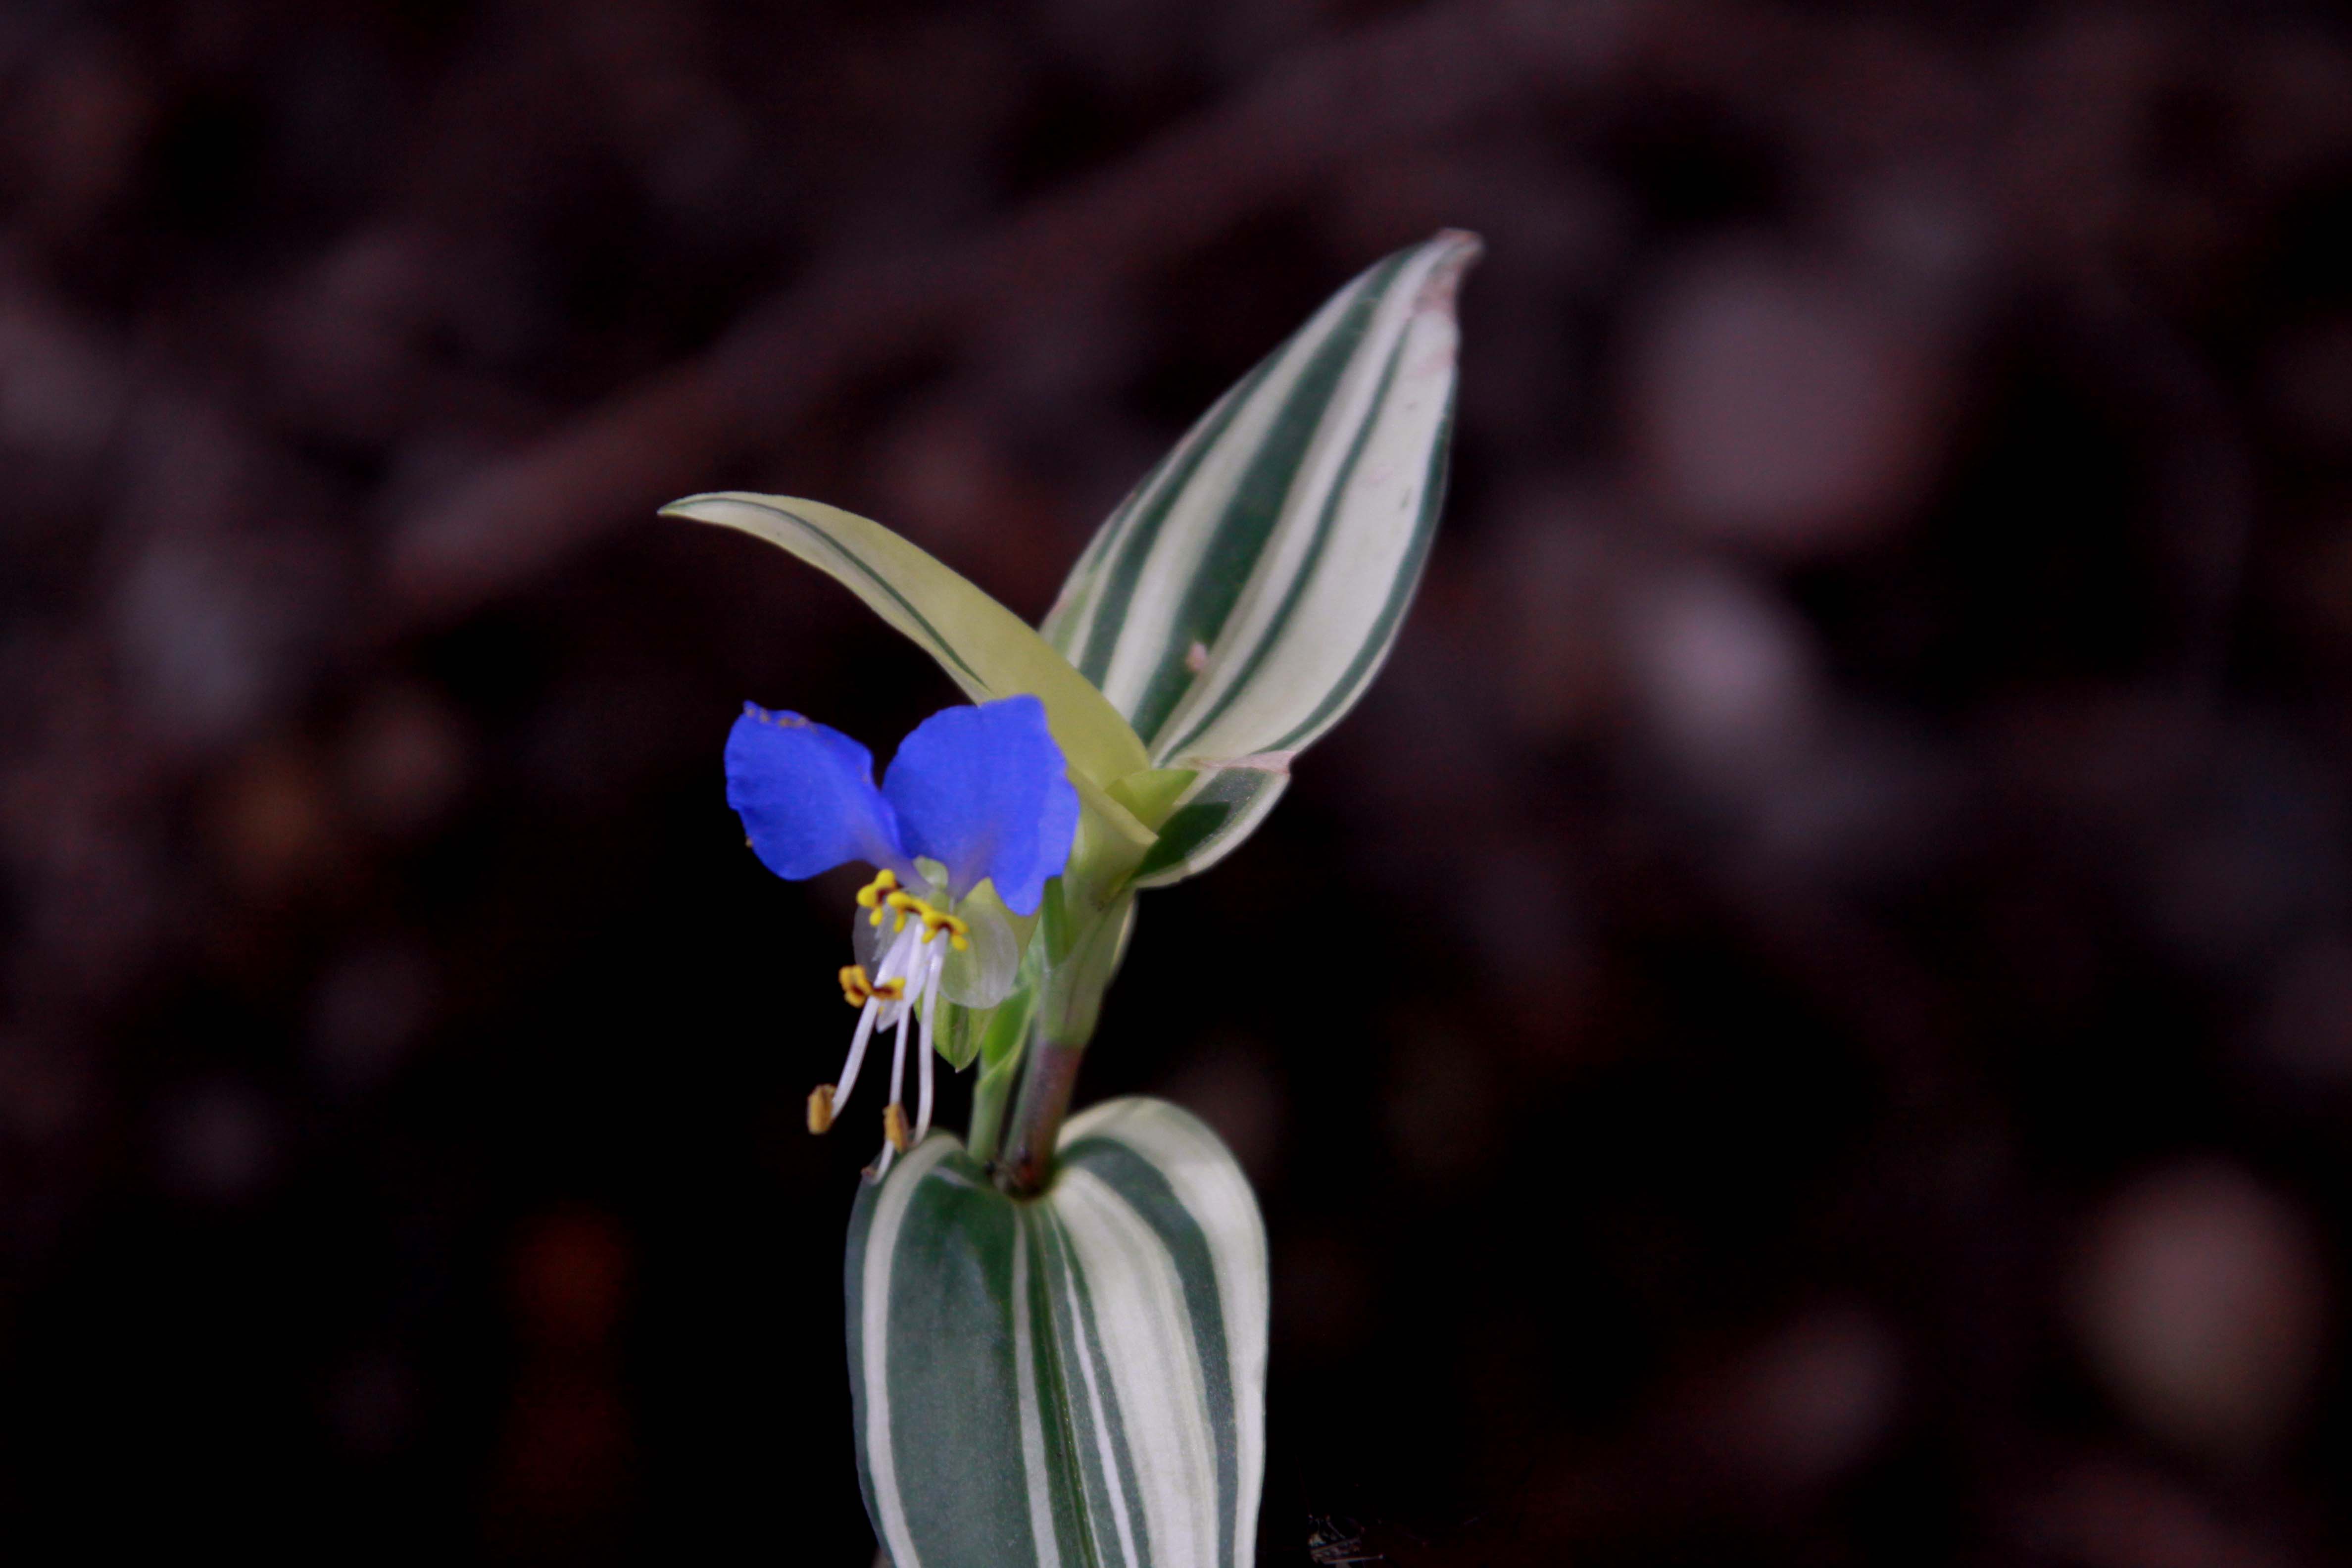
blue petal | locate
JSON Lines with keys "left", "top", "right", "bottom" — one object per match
{"left": 725, "top": 704, "right": 912, "bottom": 882}
{"left": 882, "top": 696, "right": 1079, "bottom": 916}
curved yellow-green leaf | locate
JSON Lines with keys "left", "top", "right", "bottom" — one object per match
{"left": 663, "top": 493, "right": 1149, "bottom": 788}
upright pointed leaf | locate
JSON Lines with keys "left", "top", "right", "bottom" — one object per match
{"left": 1043, "top": 233, "right": 1477, "bottom": 812}
{"left": 665, "top": 493, "right": 1149, "bottom": 788}
{"left": 847, "top": 1098, "right": 1268, "bottom": 1568}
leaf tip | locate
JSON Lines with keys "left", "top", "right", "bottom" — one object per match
{"left": 1417, "top": 230, "right": 1484, "bottom": 312}
{"left": 658, "top": 491, "right": 737, "bottom": 523}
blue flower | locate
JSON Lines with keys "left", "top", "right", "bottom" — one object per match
{"left": 725, "top": 694, "right": 1079, "bottom": 1168}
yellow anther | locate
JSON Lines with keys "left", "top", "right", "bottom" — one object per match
{"left": 858, "top": 871, "right": 902, "bottom": 928}
{"left": 807, "top": 1084, "right": 836, "bottom": 1134}
{"left": 870, "top": 888, "right": 971, "bottom": 951}
{"left": 883, "top": 1102, "right": 911, "bottom": 1152}
{"left": 919, "top": 905, "right": 971, "bottom": 951}
{"left": 838, "top": 966, "right": 905, "bottom": 1008}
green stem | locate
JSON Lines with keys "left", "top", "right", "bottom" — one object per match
{"left": 967, "top": 1058, "right": 1016, "bottom": 1165}
{"left": 996, "top": 1040, "right": 1084, "bottom": 1198}
{"left": 965, "top": 981, "right": 1041, "bottom": 1165}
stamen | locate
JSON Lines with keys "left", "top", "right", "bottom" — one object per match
{"left": 837, "top": 965, "right": 905, "bottom": 1007}
{"left": 883, "top": 975, "right": 914, "bottom": 1148}
{"left": 913, "top": 942, "right": 943, "bottom": 1144}
{"left": 856, "top": 869, "right": 900, "bottom": 928}
{"left": 874, "top": 889, "right": 972, "bottom": 951}
{"left": 832, "top": 993, "right": 885, "bottom": 1109}
{"left": 837, "top": 878, "right": 955, "bottom": 1178}
{"left": 807, "top": 1084, "right": 836, "bottom": 1133}
{"left": 919, "top": 905, "right": 971, "bottom": 951}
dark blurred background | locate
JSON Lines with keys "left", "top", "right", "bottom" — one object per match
{"left": 3, "top": 0, "right": 2351, "bottom": 1562}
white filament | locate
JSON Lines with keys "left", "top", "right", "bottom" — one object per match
{"left": 914, "top": 954, "right": 944, "bottom": 1143}
{"left": 842, "top": 909, "right": 954, "bottom": 1176}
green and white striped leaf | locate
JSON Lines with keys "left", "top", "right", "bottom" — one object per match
{"left": 661, "top": 492, "right": 1151, "bottom": 792}
{"left": 1041, "top": 230, "right": 1478, "bottom": 882}
{"left": 847, "top": 1097, "right": 1268, "bottom": 1568}
{"left": 1127, "top": 759, "right": 1287, "bottom": 890}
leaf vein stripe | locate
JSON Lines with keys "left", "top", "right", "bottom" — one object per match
{"left": 1123, "top": 254, "right": 1406, "bottom": 746}
{"left": 1157, "top": 324, "right": 1414, "bottom": 761}
{"left": 1268, "top": 382, "right": 1457, "bottom": 752}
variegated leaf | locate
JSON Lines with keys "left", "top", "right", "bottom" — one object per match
{"left": 1127, "top": 761, "right": 1288, "bottom": 890}
{"left": 847, "top": 1098, "right": 1268, "bottom": 1568}
{"left": 1041, "top": 231, "right": 1477, "bottom": 881}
